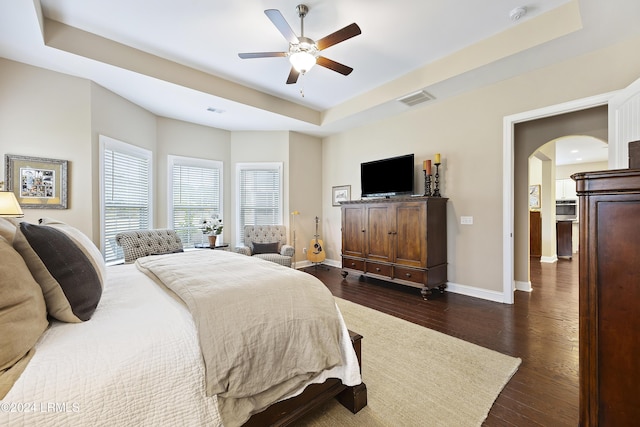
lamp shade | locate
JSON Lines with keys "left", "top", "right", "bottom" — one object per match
{"left": 0, "top": 191, "right": 24, "bottom": 217}
{"left": 289, "top": 51, "right": 316, "bottom": 73}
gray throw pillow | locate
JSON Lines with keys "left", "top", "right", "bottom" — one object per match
{"left": 13, "top": 221, "right": 104, "bottom": 323}
{"left": 252, "top": 241, "right": 279, "bottom": 255}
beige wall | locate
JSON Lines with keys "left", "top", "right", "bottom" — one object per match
{"left": 0, "top": 59, "right": 322, "bottom": 252}
{"left": 0, "top": 58, "right": 93, "bottom": 235}
{"left": 156, "top": 117, "right": 231, "bottom": 231}
{"left": 289, "top": 132, "right": 323, "bottom": 265}
{"left": 90, "top": 83, "right": 157, "bottom": 242}
{"left": 3, "top": 32, "right": 640, "bottom": 299}
{"left": 556, "top": 161, "right": 608, "bottom": 180}
{"left": 322, "top": 34, "right": 640, "bottom": 295}
{"left": 229, "top": 131, "right": 323, "bottom": 252}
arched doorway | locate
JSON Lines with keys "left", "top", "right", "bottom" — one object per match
{"left": 527, "top": 135, "right": 608, "bottom": 287}
{"left": 501, "top": 92, "right": 614, "bottom": 304}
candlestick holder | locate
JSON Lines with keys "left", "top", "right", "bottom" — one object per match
{"left": 423, "top": 170, "right": 431, "bottom": 196}
{"left": 433, "top": 163, "right": 441, "bottom": 197}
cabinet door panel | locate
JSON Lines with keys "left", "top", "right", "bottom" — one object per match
{"left": 594, "top": 200, "right": 640, "bottom": 425}
{"left": 365, "top": 205, "right": 393, "bottom": 262}
{"left": 394, "top": 203, "right": 426, "bottom": 267}
{"left": 341, "top": 205, "right": 365, "bottom": 258}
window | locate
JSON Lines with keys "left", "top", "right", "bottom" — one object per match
{"left": 169, "top": 155, "right": 222, "bottom": 247}
{"left": 236, "top": 162, "right": 283, "bottom": 244}
{"left": 100, "top": 135, "right": 152, "bottom": 264}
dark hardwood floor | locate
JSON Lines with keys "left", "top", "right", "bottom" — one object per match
{"left": 304, "top": 258, "right": 579, "bottom": 426}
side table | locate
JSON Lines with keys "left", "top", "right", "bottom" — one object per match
{"left": 194, "top": 243, "right": 229, "bottom": 250}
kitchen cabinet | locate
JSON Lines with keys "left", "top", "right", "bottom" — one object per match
{"left": 556, "top": 178, "right": 577, "bottom": 200}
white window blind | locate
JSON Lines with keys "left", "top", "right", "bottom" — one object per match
{"left": 237, "top": 163, "right": 283, "bottom": 245}
{"left": 100, "top": 136, "right": 152, "bottom": 264}
{"left": 169, "top": 156, "right": 222, "bottom": 247}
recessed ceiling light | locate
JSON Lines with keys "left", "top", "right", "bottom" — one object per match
{"left": 570, "top": 149, "right": 579, "bottom": 153}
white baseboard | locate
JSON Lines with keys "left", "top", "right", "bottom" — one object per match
{"left": 515, "top": 280, "right": 533, "bottom": 292}
{"left": 293, "top": 259, "right": 341, "bottom": 269}
{"left": 320, "top": 259, "right": 518, "bottom": 304}
{"left": 540, "top": 255, "right": 558, "bottom": 263}
{"left": 445, "top": 282, "right": 509, "bottom": 303}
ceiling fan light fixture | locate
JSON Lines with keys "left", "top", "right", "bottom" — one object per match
{"left": 289, "top": 51, "right": 316, "bottom": 73}
{"left": 239, "top": 5, "right": 360, "bottom": 84}
{"left": 289, "top": 37, "right": 317, "bottom": 73}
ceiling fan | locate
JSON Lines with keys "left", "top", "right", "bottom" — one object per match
{"left": 238, "top": 4, "right": 361, "bottom": 85}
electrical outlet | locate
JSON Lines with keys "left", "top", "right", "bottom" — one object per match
{"left": 461, "top": 216, "right": 473, "bottom": 225}
{"left": 303, "top": 247, "right": 307, "bottom": 254}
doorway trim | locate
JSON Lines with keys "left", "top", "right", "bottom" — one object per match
{"left": 501, "top": 91, "right": 617, "bottom": 304}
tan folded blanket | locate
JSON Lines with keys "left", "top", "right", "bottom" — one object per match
{"left": 136, "top": 250, "right": 342, "bottom": 427}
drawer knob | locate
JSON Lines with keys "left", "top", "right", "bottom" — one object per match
{"left": 405, "top": 273, "right": 412, "bottom": 278}
{"left": 351, "top": 262, "right": 356, "bottom": 267}
{"left": 376, "top": 267, "right": 381, "bottom": 272}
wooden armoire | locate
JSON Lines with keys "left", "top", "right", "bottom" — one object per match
{"left": 340, "top": 196, "right": 447, "bottom": 299}
{"left": 572, "top": 169, "right": 640, "bottom": 426}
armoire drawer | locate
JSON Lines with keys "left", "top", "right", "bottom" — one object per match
{"left": 342, "top": 257, "right": 364, "bottom": 272}
{"left": 365, "top": 261, "right": 392, "bottom": 277}
{"left": 394, "top": 267, "right": 425, "bottom": 285}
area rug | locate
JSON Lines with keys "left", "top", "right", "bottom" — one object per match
{"left": 296, "top": 298, "right": 521, "bottom": 427}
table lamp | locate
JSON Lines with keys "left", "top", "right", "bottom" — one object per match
{"left": 0, "top": 191, "right": 24, "bottom": 217}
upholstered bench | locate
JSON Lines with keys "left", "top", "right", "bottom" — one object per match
{"left": 115, "top": 229, "right": 184, "bottom": 263}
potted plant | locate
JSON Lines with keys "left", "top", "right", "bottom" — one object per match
{"left": 201, "top": 216, "right": 223, "bottom": 247}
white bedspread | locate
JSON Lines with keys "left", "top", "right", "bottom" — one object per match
{"left": 0, "top": 261, "right": 361, "bottom": 427}
{"left": 136, "top": 250, "right": 347, "bottom": 426}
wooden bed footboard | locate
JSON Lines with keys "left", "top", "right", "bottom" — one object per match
{"left": 244, "top": 330, "right": 367, "bottom": 426}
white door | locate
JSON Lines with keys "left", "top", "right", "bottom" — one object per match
{"left": 609, "top": 76, "right": 640, "bottom": 168}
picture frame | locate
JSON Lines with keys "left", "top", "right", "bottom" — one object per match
{"left": 5, "top": 154, "right": 68, "bottom": 209}
{"left": 332, "top": 185, "right": 351, "bottom": 206}
{"left": 529, "top": 184, "right": 541, "bottom": 209}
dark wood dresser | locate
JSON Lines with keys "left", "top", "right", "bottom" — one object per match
{"left": 340, "top": 196, "right": 447, "bottom": 299}
{"left": 572, "top": 169, "right": 640, "bottom": 426}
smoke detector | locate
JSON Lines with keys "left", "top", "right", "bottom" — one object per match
{"left": 509, "top": 6, "right": 527, "bottom": 21}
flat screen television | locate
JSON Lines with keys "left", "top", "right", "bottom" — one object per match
{"left": 361, "top": 153, "right": 414, "bottom": 198}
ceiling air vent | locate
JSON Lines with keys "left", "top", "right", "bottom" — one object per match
{"left": 396, "top": 90, "right": 435, "bottom": 107}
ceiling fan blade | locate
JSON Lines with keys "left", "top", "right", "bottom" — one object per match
{"left": 286, "top": 68, "right": 300, "bottom": 85}
{"left": 316, "top": 23, "right": 361, "bottom": 50}
{"left": 317, "top": 56, "right": 354, "bottom": 76}
{"left": 264, "top": 9, "right": 299, "bottom": 44}
{"left": 238, "top": 52, "right": 287, "bottom": 59}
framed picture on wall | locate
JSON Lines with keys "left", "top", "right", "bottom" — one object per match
{"left": 5, "top": 154, "right": 68, "bottom": 209}
{"left": 529, "top": 184, "right": 540, "bottom": 209}
{"left": 332, "top": 185, "right": 351, "bottom": 206}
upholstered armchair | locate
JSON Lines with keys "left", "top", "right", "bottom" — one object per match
{"left": 115, "top": 229, "right": 184, "bottom": 263}
{"left": 235, "top": 225, "right": 294, "bottom": 267}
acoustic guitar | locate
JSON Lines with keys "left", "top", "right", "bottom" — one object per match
{"left": 307, "top": 216, "right": 326, "bottom": 264}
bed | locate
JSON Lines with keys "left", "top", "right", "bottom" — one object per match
{"left": 0, "top": 219, "right": 366, "bottom": 426}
